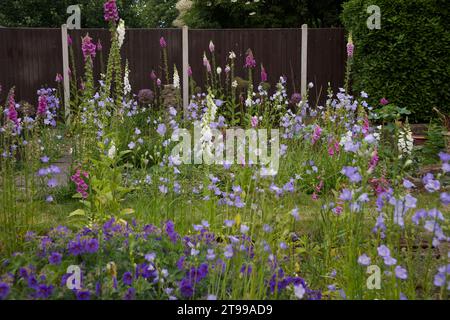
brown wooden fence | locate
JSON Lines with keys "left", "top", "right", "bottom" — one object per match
{"left": 0, "top": 27, "right": 345, "bottom": 107}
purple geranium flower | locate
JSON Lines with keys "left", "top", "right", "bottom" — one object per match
{"left": 341, "top": 166, "right": 362, "bottom": 183}
{"left": 76, "top": 290, "right": 91, "bottom": 300}
{"left": 48, "top": 252, "right": 62, "bottom": 265}
{"left": 0, "top": 283, "right": 10, "bottom": 300}
{"left": 122, "top": 272, "right": 133, "bottom": 286}
{"left": 395, "top": 266, "right": 408, "bottom": 280}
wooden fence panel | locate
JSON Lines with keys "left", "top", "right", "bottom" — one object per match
{"left": 0, "top": 27, "right": 345, "bottom": 108}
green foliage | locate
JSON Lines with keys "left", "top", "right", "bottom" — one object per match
{"left": 419, "top": 123, "right": 447, "bottom": 165}
{"left": 183, "top": 0, "right": 344, "bottom": 28}
{"left": 137, "top": 0, "right": 179, "bottom": 28}
{"left": 342, "top": 0, "right": 450, "bottom": 122}
{"left": 0, "top": 0, "right": 175, "bottom": 28}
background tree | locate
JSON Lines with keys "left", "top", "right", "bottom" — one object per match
{"left": 0, "top": 0, "right": 177, "bottom": 28}
{"left": 182, "top": 0, "right": 344, "bottom": 28}
{"left": 137, "top": 0, "right": 179, "bottom": 28}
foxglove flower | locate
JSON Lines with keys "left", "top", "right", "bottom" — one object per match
{"left": 37, "top": 95, "right": 48, "bottom": 116}
{"left": 346, "top": 34, "right": 354, "bottom": 58}
{"left": 81, "top": 34, "right": 96, "bottom": 61}
{"left": 244, "top": 49, "right": 256, "bottom": 68}
{"left": 104, "top": 0, "right": 119, "bottom": 22}
{"left": 160, "top": 36, "right": 167, "bottom": 48}
{"left": 261, "top": 64, "right": 268, "bottom": 82}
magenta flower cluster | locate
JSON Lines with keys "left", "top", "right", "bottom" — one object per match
{"left": 245, "top": 50, "right": 256, "bottom": 68}
{"left": 103, "top": 0, "right": 119, "bottom": 22}
{"left": 37, "top": 94, "right": 48, "bottom": 116}
{"left": 71, "top": 169, "right": 89, "bottom": 199}
{"left": 82, "top": 34, "right": 96, "bottom": 61}
{"left": 7, "top": 90, "right": 19, "bottom": 127}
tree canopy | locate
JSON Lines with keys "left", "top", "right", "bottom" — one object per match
{"left": 182, "top": 0, "right": 344, "bottom": 28}
{"left": 0, "top": 0, "right": 344, "bottom": 28}
{"left": 0, "top": 0, "right": 178, "bottom": 28}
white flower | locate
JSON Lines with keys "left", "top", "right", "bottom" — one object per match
{"left": 232, "top": 80, "right": 238, "bottom": 88}
{"left": 123, "top": 61, "right": 131, "bottom": 96}
{"left": 173, "top": 66, "right": 180, "bottom": 89}
{"left": 398, "top": 123, "right": 413, "bottom": 156}
{"left": 229, "top": 51, "right": 236, "bottom": 60}
{"left": 107, "top": 141, "right": 117, "bottom": 159}
{"left": 216, "top": 67, "right": 222, "bottom": 75}
{"left": 294, "top": 284, "right": 305, "bottom": 299}
{"left": 116, "top": 19, "right": 126, "bottom": 48}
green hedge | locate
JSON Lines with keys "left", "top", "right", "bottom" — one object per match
{"left": 342, "top": 0, "right": 450, "bottom": 122}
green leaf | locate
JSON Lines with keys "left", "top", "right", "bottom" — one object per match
{"left": 69, "top": 209, "right": 86, "bottom": 217}
{"left": 120, "top": 208, "right": 135, "bottom": 215}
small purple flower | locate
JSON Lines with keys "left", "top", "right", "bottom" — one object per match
{"left": 339, "top": 189, "right": 353, "bottom": 202}
{"left": 240, "top": 224, "right": 249, "bottom": 234}
{"left": 384, "top": 256, "right": 397, "bottom": 266}
{"left": 76, "top": 290, "right": 91, "bottom": 300}
{"left": 48, "top": 252, "right": 62, "bottom": 265}
{"left": 357, "top": 254, "right": 371, "bottom": 266}
{"left": 156, "top": 123, "right": 166, "bottom": 136}
{"left": 377, "top": 245, "right": 390, "bottom": 258}
{"left": 0, "top": 283, "right": 10, "bottom": 300}
{"left": 438, "top": 152, "right": 450, "bottom": 162}
{"left": 180, "top": 278, "right": 194, "bottom": 298}
{"left": 224, "top": 220, "right": 235, "bottom": 228}
{"left": 395, "top": 266, "right": 408, "bottom": 280}
{"left": 122, "top": 272, "right": 133, "bottom": 286}
{"left": 47, "top": 178, "right": 58, "bottom": 188}
{"left": 85, "top": 238, "right": 99, "bottom": 253}
{"left": 35, "top": 284, "right": 54, "bottom": 299}
{"left": 123, "top": 287, "right": 136, "bottom": 300}
{"left": 224, "top": 245, "right": 233, "bottom": 259}
{"left": 341, "top": 166, "right": 362, "bottom": 183}
{"left": 291, "top": 207, "right": 300, "bottom": 221}
{"left": 403, "top": 179, "right": 415, "bottom": 189}
{"left": 441, "top": 192, "right": 450, "bottom": 206}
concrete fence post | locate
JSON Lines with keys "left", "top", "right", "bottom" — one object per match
{"left": 61, "top": 24, "right": 71, "bottom": 124}
{"left": 182, "top": 26, "right": 189, "bottom": 118}
{"left": 301, "top": 24, "right": 308, "bottom": 97}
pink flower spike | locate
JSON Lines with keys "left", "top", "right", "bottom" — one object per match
{"left": 261, "top": 64, "right": 268, "bottom": 82}
{"left": 160, "top": 36, "right": 167, "bottom": 48}
{"left": 103, "top": 0, "right": 119, "bottom": 22}
{"left": 244, "top": 49, "right": 256, "bottom": 69}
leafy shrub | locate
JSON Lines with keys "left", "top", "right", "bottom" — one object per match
{"left": 342, "top": 0, "right": 450, "bottom": 122}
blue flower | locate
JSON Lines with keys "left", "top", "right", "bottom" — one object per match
{"left": 48, "top": 252, "right": 62, "bottom": 265}
{"left": 122, "top": 272, "right": 133, "bottom": 286}
{"left": 395, "top": 266, "right": 408, "bottom": 280}
{"left": 357, "top": 254, "right": 371, "bottom": 266}
{"left": 341, "top": 166, "right": 362, "bottom": 183}
{"left": 0, "top": 283, "right": 10, "bottom": 300}
{"left": 76, "top": 290, "right": 91, "bottom": 300}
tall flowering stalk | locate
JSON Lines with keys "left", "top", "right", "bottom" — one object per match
{"left": 160, "top": 37, "right": 169, "bottom": 84}
{"left": 244, "top": 49, "right": 256, "bottom": 105}
{"left": 344, "top": 33, "right": 354, "bottom": 93}
{"left": 81, "top": 34, "right": 96, "bottom": 100}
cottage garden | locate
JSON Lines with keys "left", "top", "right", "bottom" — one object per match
{"left": 0, "top": 0, "right": 449, "bottom": 301}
